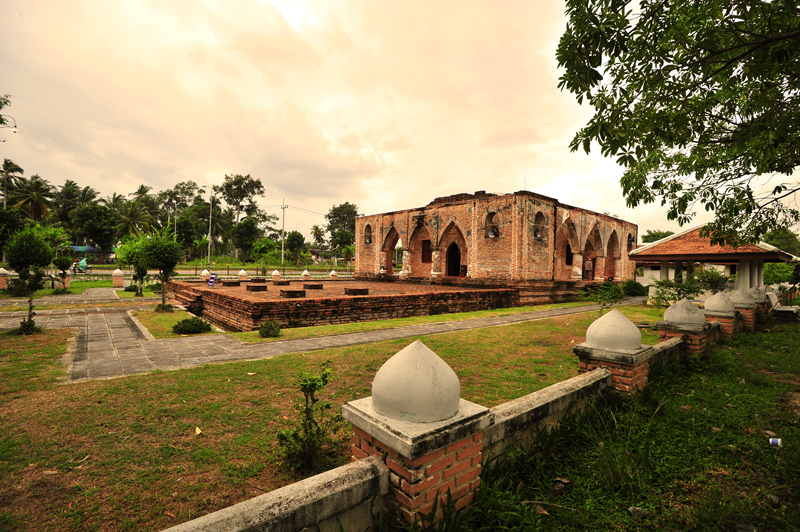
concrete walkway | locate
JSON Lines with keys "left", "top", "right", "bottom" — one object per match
{"left": 0, "top": 288, "right": 644, "bottom": 382}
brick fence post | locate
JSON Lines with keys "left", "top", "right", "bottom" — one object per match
{"left": 342, "top": 341, "right": 491, "bottom": 525}
{"left": 729, "top": 289, "right": 756, "bottom": 330}
{"left": 112, "top": 268, "right": 124, "bottom": 288}
{"left": 656, "top": 298, "right": 717, "bottom": 357}
{"left": 573, "top": 308, "right": 654, "bottom": 394}
{"left": 703, "top": 292, "right": 741, "bottom": 339}
{"left": 0, "top": 268, "right": 8, "bottom": 290}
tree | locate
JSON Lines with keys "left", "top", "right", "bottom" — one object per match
{"left": 116, "top": 201, "right": 155, "bottom": 238}
{"left": 557, "top": 0, "right": 800, "bottom": 246}
{"left": 285, "top": 231, "right": 305, "bottom": 265}
{"left": 310, "top": 224, "right": 325, "bottom": 246}
{"left": 578, "top": 281, "right": 625, "bottom": 316}
{"left": 213, "top": 174, "right": 265, "bottom": 223}
{"left": 11, "top": 174, "right": 55, "bottom": 221}
{"left": 117, "top": 235, "right": 149, "bottom": 298}
{"left": 141, "top": 232, "right": 181, "bottom": 310}
{"left": 330, "top": 229, "right": 354, "bottom": 252}
{"left": 1, "top": 159, "right": 24, "bottom": 211}
{"left": 762, "top": 227, "right": 800, "bottom": 256}
{"left": 231, "top": 218, "right": 262, "bottom": 264}
{"left": 73, "top": 203, "right": 118, "bottom": 261}
{"left": 6, "top": 227, "right": 54, "bottom": 333}
{"left": 324, "top": 203, "right": 360, "bottom": 245}
{"left": 0, "top": 207, "right": 24, "bottom": 261}
{"left": 641, "top": 230, "right": 675, "bottom": 244}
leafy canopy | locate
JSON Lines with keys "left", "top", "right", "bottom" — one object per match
{"left": 641, "top": 230, "right": 674, "bottom": 244}
{"left": 557, "top": 0, "right": 800, "bottom": 246}
{"left": 213, "top": 174, "right": 265, "bottom": 223}
{"left": 324, "top": 202, "right": 360, "bottom": 244}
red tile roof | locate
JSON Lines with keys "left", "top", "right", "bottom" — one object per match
{"left": 634, "top": 227, "right": 765, "bottom": 256}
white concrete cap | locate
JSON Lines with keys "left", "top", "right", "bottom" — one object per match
{"left": 0, "top": 268, "right": 7, "bottom": 275}
{"left": 372, "top": 340, "right": 460, "bottom": 423}
{"left": 663, "top": 298, "right": 706, "bottom": 325}
{"left": 729, "top": 289, "right": 756, "bottom": 305}
{"left": 705, "top": 292, "right": 735, "bottom": 312}
{"left": 302, "top": 270, "right": 310, "bottom": 276}
{"left": 201, "top": 269, "right": 209, "bottom": 276}
{"left": 585, "top": 308, "right": 642, "bottom": 350}
{"left": 765, "top": 285, "right": 777, "bottom": 293}
{"left": 330, "top": 270, "right": 337, "bottom": 276}
{"left": 112, "top": 269, "right": 123, "bottom": 276}
{"left": 238, "top": 269, "right": 247, "bottom": 276}
{"left": 272, "top": 270, "right": 280, "bottom": 276}
{"left": 746, "top": 286, "right": 766, "bottom": 302}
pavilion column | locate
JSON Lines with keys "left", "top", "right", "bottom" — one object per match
{"left": 749, "top": 259, "right": 759, "bottom": 288}
{"left": 660, "top": 260, "right": 669, "bottom": 281}
{"left": 756, "top": 260, "right": 764, "bottom": 286}
{"left": 674, "top": 260, "right": 684, "bottom": 283}
{"left": 738, "top": 260, "right": 750, "bottom": 290}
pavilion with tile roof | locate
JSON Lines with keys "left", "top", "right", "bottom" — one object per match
{"left": 630, "top": 225, "right": 795, "bottom": 290}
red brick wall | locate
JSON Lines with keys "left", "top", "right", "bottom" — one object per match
{"left": 355, "top": 191, "right": 638, "bottom": 283}
{"left": 351, "top": 426, "right": 482, "bottom": 524}
{"left": 658, "top": 329, "right": 708, "bottom": 356}
{"left": 736, "top": 307, "right": 756, "bottom": 330}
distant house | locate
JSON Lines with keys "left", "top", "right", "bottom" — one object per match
{"left": 309, "top": 249, "right": 330, "bottom": 264}
{"left": 630, "top": 225, "right": 795, "bottom": 289}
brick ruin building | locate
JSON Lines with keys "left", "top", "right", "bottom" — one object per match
{"left": 354, "top": 191, "right": 638, "bottom": 298}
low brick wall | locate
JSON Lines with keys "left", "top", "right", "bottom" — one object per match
{"left": 162, "top": 456, "right": 388, "bottom": 532}
{"left": 166, "top": 281, "right": 518, "bottom": 332}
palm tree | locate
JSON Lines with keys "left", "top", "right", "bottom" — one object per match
{"left": 116, "top": 201, "right": 155, "bottom": 237}
{"left": 12, "top": 174, "right": 55, "bottom": 221}
{"left": 50, "top": 180, "right": 81, "bottom": 230}
{"left": 100, "top": 193, "right": 126, "bottom": 211}
{"left": 311, "top": 224, "right": 325, "bottom": 246}
{"left": 1, "top": 159, "right": 24, "bottom": 210}
{"left": 129, "top": 184, "right": 153, "bottom": 201}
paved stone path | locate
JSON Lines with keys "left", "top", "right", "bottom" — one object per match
{"left": 0, "top": 287, "right": 161, "bottom": 307}
{"left": 0, "top": 288, "right": 644, "bottom": 382}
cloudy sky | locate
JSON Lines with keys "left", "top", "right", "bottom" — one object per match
{"left": 0, "top": 0, "right": 713, "bottom": 242}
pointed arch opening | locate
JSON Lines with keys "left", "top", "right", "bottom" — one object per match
{"left": 382, "top": 227, "right": 401, "bottom": 274}
{"left": 605, "top": 230, "right": 620, "bottom": 280}
{"left": 440, "top": 221, "right": 467, "bottom": 277}
{"left": 555, "top": 217, "right": 580, "bottom": 280}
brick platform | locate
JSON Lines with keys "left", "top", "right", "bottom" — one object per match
{"left": 246, "top": 285, "right": 268, "bottom": 292}
{"left": 304, "top": 283, "right": 324, "bottom": 290}
{"left": 167, "top": 280, "right": 519, "bottom": 332}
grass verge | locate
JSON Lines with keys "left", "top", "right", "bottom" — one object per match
{"left": 0, "top": 280, "right": 113, "bottom": 299}
{"left": 116, "top": 289, "right": 158, "bottom": 299}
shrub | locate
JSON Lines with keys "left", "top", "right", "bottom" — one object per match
{"left": 155, "top": 303, "right": 174, "bottom": 313}
{"left": 578, "top": 281, "right": 625, "bottom": 315}
{"left": 5, "top": 278, "right": 29, "bottom": 297}
{"left": 622, "top": 280, "right": 648, "bottom": 297}
{"left": 259, "top": 319, "right": 281, "bottom": 338}
{"left": 124, "top": 285, "right": 138, "bottom": 292}
{"left": 172, "top": 316, "right": 210, "bottom": 334}
{"left": 150, "top": 282, "right": 162, "bottom": 292}
{"left": 277, "top": 362, "right": 345, "bottom": 474}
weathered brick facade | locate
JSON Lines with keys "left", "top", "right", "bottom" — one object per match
{"left": 355, "top": 191, "right": 638, "bottom": 283}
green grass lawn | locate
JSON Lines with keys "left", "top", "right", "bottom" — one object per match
{"left": 230, "top": 301, "right": 596, "bottom": 343}
{"left": 116, "top": 289, "right": 158, "bottom": 299}
{"left": 0, "top": 302, "right": 775, "bottom": 531}
{"left": 0, "top": 280, "right": 112, "bottom": 299}
{"left": 133, "top": 310, "right": 222, "bottom": 339}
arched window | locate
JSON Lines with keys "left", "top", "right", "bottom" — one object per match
{"left": 565, "top": 244, "right": 573, "bottom": 266}
{"left": 364, "top": 224, "right": 372, "bottom": 244}
{"left": 533, "top": 211, "right": 546, "bottom": 239}
{"left": 485, "top": 212, "right": 499, "bottom": 238}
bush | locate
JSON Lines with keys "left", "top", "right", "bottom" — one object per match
{"left": 16, "top": 318, "right": 42, "bottom": 335}
{"left": 172, "top": 316, "right": 210, "bottom": 334}
{"left": 150, "top": 282, "right": 162, "bottom": 292}
{"left": 578, "top": 281, "right": 625, "bottom": 315}
{"left": 154, "top": 303, "right": 174, "bottom": 313}
{"left": 622, "top": 280, "right": 648, "bottom": 297}
{"left": 259, "top": 320, "right": 281, "bottom": 338}
{"left": 124, "top": 285, "right": 138, "bottom": 292}
{"left": 277, "top": 362, "right": 345, "bottom": 474}
{"left": 764, "top": 262, "right": 797, "bottom": 285}
{"left": 4, "top": 278, "right": 29, "bottom": 297}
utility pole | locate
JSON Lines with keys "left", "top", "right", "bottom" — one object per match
{"left": 280, "top": 199, "right": 287, "bottom": 275}
{"left": 207, "top": 191, "right": 213, "bottom": 269}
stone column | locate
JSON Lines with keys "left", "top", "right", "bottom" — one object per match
{"left": 728, "top": 290, "right": 756, "bottom": 330}
{"left": 749, "top": 259, "right": 758, "bottom": 288}
{"left": 239, "top": 269, "right": 248, "bottom": 281}
{"left": 272, "top": 270, "right": 281, "bottom": 282}
{"left": 430, "top": 251, "right": 442, "bottom": 279}
{"left": 201, "top": 269, "right": 210, "bottom": 282}
{"left": 573, "top": 309, "right": 655, "bottom": 394}
{"left": 112, "top": 268, "right": 124, "bottom": 288}
{"left": 399, "top": 251, "right": 412, "bottom": 280}
{"left": 0, "top": 268, "right": 8, "bottom": 290}
{"left": 703, "top": 292, "right": 741, "bottom": 339}
{"left": 656, "top": 298, "right": 718, "bottom": 357}
{"left": 343, "top": 341, "right": 490, "bottom": 524}
{"left": 660, "top": 260, "right": 669, "bottom": 281}
{"left": 738, "top": 260, "right": 750, "bottom": 290}
{"left": 571, "top": 253, "right": 583, "bottom": 280}
{"left": 329, "top": 270, "right": 338, "bottom": 281}
{"left": 757, "top": 260, "right": 764, "bottom": 286}
{"left": 674, "top": 260, "right": 684, "bottom": 283}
